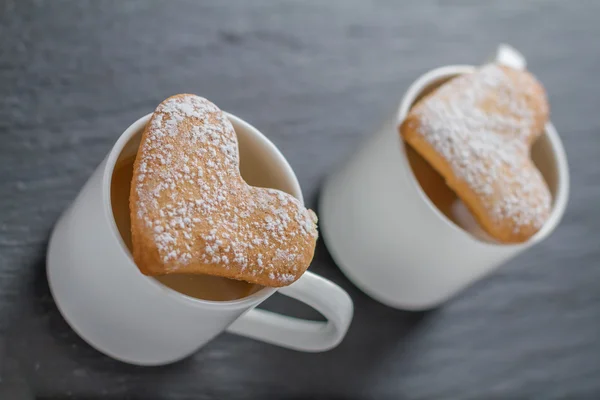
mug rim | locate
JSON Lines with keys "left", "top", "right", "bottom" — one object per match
{"left": 396, "top": 64, "right": 570, "bottom": 247}
{"left": 100, "top": 111, "right": 306, "bottom": 308}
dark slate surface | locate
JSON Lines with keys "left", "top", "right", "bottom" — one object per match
{"left": 1, "top": 1, "right": 599, "bottom": 399}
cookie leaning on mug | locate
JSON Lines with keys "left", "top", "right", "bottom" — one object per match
{"left": 400, "top": 64, "right": 551, "bottom": 243}
{"left": 130, "top": 94, "right": 318, "bottom": 287}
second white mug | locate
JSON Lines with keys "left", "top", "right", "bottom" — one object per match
{"left": 320, "top": 58, "right": 569, "bottom": 310}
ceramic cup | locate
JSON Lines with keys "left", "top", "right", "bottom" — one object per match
{"left": 47, "top": 112, "right": 353, "bottom": 366}
{"left": 319, "top": 47, "right": 569, "bottom": 310}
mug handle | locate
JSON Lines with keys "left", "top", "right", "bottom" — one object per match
{"left": 492, "top": 43, "right": 526, "bottom": 70}
{"left": 225, "top": 271, "right": 353, "bottom": 352}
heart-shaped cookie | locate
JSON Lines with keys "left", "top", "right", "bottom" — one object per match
{"left": 130, "top": 94, "right": 318, "bottom": 287}
{"left": 400, "top": 64, "right": 552, "bottom": 243}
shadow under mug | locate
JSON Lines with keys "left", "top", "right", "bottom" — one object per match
{"left": 47, "top": 112, "right": 353, "bottom": 366}
{"left": 320, "top": 64, "right": 569, "bottom": 310}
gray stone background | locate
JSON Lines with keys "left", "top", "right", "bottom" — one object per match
{"left": 0, "top": 1, "right": 598, "bottom": 399}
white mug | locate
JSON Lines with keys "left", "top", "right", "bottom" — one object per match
{"left": 320, "top": 47, "right": 569, "bottom": 310}
{"left": 47, "top": 112, "right": 353, "bottom": 366}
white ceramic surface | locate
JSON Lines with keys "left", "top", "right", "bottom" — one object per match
{"left": 47, "top": 112, "right": 353, "bottom": 366}
{"left": 319, "top": 46, "right": 569, "bottom": 310}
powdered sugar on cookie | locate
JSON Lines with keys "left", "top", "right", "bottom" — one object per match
{"left": 402, "top": 64, "right": 551, "bottom": 242}
{"left": 131, "top": 94, "right": 318, "bottom": 286}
